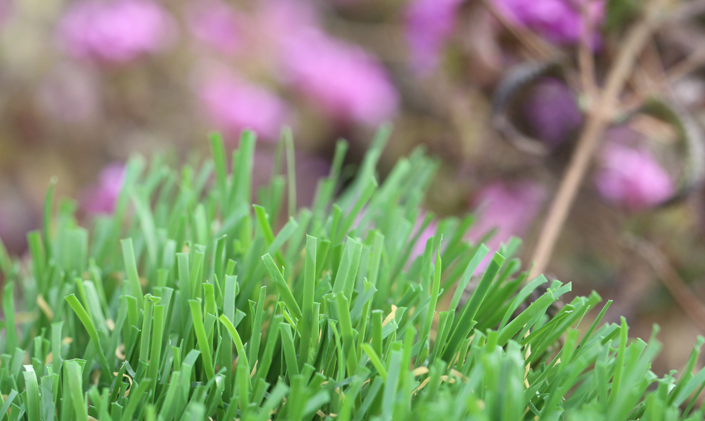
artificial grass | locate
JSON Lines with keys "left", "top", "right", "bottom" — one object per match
{"left": 0, "top": 126, "right": 703, "bottom": 420}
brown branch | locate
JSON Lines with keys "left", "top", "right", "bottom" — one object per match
{"left": 529, "top": 1, "right": 663, "bottom": 279}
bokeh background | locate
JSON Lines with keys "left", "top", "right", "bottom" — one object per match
{"left": 3, "top": 0, "right": 705, "bottom": 372}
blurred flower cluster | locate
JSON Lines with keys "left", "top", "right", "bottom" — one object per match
{"left": 3, "top": 0, "right": 705, "bottom": 370}
{"left": 0, "top": 0, "right": 691, "bottom": 245}
{"left": 0, "top": 0, "right": 404, "bottom": 252}
{"left": 55, "top": 0, "right": 398, "bottom": 136}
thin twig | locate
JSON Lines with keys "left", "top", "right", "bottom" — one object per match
{"left": 642, "top": 41, "right": 670, "bottom": 90}
{"left": 483, "top": 0, "right": 583, "bottom": 92}
{"left": 577, "top": 0, "right": 598, "bottom": 103}
{"left": 665, "top": 52, "right": 705, "bottom": 85}
{"left": 624, "top": 42, "right": 662, "bottom": 105}
{"left": 481, "top": 0, "right": 554, "bottom": 60}
{"left": 621, "top": 48, "right": 705, "bottom": 113}
{"left": 529, "top": 2, "right": 663, "bottom": 279}
{"left": 618, "top": 0, "right": 705, "bottom": 111}
{"left": 622, "top": 233, "right": 705, "bottom": 335}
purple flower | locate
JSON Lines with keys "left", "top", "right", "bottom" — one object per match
{"left": 59, "top": 0, "right": 174, "bottom": 63}
{"left": 594, "top": 134, "right": 674, "bottom": 211}
{"left": 280, "top": 30, "right": 398, "bottom": 125}
{"left": 467, "top": 181, "right": 547, "bottom": 272}
{"left": 82, "top": 163, "right": 126, "bottom": 215}
{"left": 491, "top": 0, "right": 605, "bottom": 46}
{"left": 404, "top": 0, "right": 464, "bottom": 74}
{"left": 186, "top": 0, "right": 241, "bottom": 55}
{"left": 198, "top": 72, "right": 290, "bottom": 142}
{"left": 524, "top": 77, "right": 583, "bottom": 148}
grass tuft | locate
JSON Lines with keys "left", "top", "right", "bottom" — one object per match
{"left": 0, "top": 128, "right": 703, "bottom": 420}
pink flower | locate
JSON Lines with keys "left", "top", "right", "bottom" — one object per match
{"left": 198, "top": 73, "right": 290, "bottom": 142}
{"left": 467, "top": 181, "right": 547, "bottom": 272}
{"left": 524, "top": 77, "right": 583, "bottom": 148}
{"left": 281, "top": 31, "right": 398, "bottom": 125}
{"left": 58, "top": 0, "right": 174, "bottom": 63}
{"left": 594, "top": 136, "right": 674, "bottom": 211}
{"left": 186, "top": 0, "right": 240, "bottom": 55}
{"left": 404, "top": 0, "right": 464, "bottom": 74}
{"left": 491, "top": 0, "right": 605, "bottom": 46}
{"left": 82, "top": 163, "right": 126, "bottom": 215}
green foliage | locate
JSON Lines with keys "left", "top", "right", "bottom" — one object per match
{"left": 0, "top": 127, "right": 703, "bottom": 420}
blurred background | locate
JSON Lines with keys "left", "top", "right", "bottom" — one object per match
{"left": 2, "top": 0, "right": 705, "bottom": 372}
